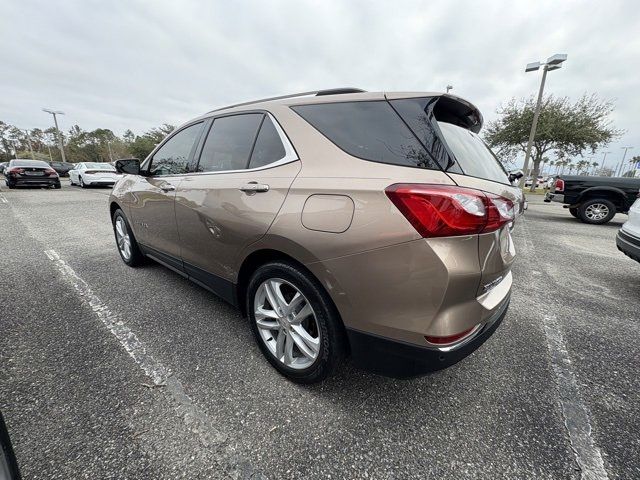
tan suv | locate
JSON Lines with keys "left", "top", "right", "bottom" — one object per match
{"left": 110, "top": 88, "right": 521, "bottom": 383}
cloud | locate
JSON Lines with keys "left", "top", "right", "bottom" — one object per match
{"left": 1, "top": 0, "right": 638, "bottom": 165}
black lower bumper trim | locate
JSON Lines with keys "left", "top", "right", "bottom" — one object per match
{"left": 616, "top": 229, "right": 640, "bottom": 263}
{"left": 346, "top": 298, "right": 509, "bottom": 378}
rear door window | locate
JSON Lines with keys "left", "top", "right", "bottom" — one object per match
{"left": 248, "top": 116, "right": 286, "bottom": 169}
{"left": 197, "top": 114, "right": 263, "bottom": 172}
{"left": 292, "top": 101, "right": 440, "bottom": 170}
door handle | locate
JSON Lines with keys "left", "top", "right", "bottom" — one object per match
{"left": 160, "top": 184, "right": 176, "bottom": 192}
{"left": 240, "top": 182, "right": 270, "bottom": 193}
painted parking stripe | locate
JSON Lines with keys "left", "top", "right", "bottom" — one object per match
{"left": 543, "top": 314, "right": 610, "bottom": 480}
{"left": 0, "top": 194, "right": 8, "bottom": 204}
{"left": 44, "top": 249, "right": 264, "bottom": 479}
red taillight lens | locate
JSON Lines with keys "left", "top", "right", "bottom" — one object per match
{"left": 554, "top": 178, "right": 565, "bottom": 192}
{"left": 7, "top": 168, "right": 24, "bottom": 175}
{"left": 385, "top": 184, "right": 514, "bottom": 237}
{"left": 44, "top": 168, "right": 58, "bottom": 176}
{"left": 425, "top": 325, "right": 478, "bottom": 346}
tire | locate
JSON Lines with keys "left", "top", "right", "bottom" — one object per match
{"left": 569, "top": 207, "right": 578, "bottom": 218}
{"left": 80, "top": 176, "right": 87, "bottom": 188}
{"left": 6, "top": 181, "right": 15, "bottom": 189}
{"left": 112, "top": 209, "right": 145, "bottom": 267}
{"left": 577, "top": 198, "right": 616, "bottom": 225}
{"left": 246, "top": 261, "right": 346, "bottom": 383}
{"left": 54, "top": 183, "right": 61, "bottom": 189}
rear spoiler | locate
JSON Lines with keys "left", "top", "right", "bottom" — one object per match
{"left": 433, "top": 95, "right": 483, "bottom": 133}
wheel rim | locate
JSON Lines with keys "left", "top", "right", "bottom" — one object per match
{"left": 585, "top": 203, "right": 609, "bottom": 221}
{"left": 254, "top": 278, "right": 321, "bottom": 370}
{"left": 114, "top": 217, "right": 132, "bottom": 260}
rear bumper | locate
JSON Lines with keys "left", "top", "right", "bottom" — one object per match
{"left": 617, "top": 229, "right": 640, "bottom": 263}
{"left": 544, "top": 192, "right": 565, "bottom": 203}
{"left": 9, "top": 177, "right": 59, "bottom": 186}
{"left": 347, "top": 296, "right": 509, "bottom": 378}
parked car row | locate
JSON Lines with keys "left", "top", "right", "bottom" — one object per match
{"left": 1, "top": 159, "right": 125, "bottom": 189}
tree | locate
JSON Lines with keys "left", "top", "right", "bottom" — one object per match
{"left": 485, "top": 94, "right": 621, "bottom": 191}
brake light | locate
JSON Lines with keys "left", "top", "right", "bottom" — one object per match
{"left": 385, "top": 184, "right": 515, "bottom": 237}
{"left": 554, "top": 178, "right": 565, "bottom": 192}
{"left": 44, "top": 168, "right": 58, "bottom": 176}
{"left": 425, "top": 325, "right": 479, "bottom": 346}
{"left": 7, "top": 168, "right": 24, "bottom": 175}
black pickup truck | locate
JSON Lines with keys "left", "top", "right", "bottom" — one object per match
{"left": 544, "top": 175, "right": 640, "bottom": 224}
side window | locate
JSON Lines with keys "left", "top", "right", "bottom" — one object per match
{"left": 149, "top": 123, "right": 203, "bottom": 176}
{"left": 196, "top": 114, "right": 263, "bottom": 172}
{"left": 248, "top": 116, "right": 286, "bottom": 169}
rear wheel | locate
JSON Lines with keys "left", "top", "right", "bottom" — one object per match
{"left": 578, "top": 198, "right": 616, "bottom": 225}
{"left": 246, "top": 261, "right": 346, "bottom": 383}
{"left": 6, "top": 180, "right": 15, "bottom": 189}
{"left": 569, "top": 207, "right": 578, "bottom": 218}
{"left": 112, "top": 209, "right": 144, "bottom": 266}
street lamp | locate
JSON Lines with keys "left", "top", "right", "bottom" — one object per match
{"left": 521, "top": 53, "right": 567, "bottom": 189}
{"left": 600, "top": 151, "right": 611, "bottom": 175}
{"left": 42, "top": 108, "right": 67, "bottom": 163}
{"left": 615, "top": 146, "right": 633, "bottom": 176}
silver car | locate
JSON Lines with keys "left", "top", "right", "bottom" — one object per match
{"left": 616, "top": 196, "right": 640, "bottom": 263}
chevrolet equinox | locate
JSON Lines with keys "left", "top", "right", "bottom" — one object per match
{"left": 110, "top": 88, "right": 521, "bottom": 383}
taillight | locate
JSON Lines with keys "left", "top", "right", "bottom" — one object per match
{"left": 44, "top": 168, "right": 58, "bottom": 176}
{"left": 425, "top": 325, "right": 479, "bottom": 346}
{"left": 7, "top": 168, "right": 24, "bottom": 175}
{"left": 554, "top": 178, "right": 565, "bottom": 192}
{"left": 385, "top": 184, "right": 515, "bottom": 237}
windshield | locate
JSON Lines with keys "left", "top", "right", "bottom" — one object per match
{"left": 85, "top": 163, "right": 115, "bottom": 170}
{"left": 437, "top": 121, "right": 509, "bottom": 184}
{"left": 12, "top": 160, "right": 50, "bottom": 168}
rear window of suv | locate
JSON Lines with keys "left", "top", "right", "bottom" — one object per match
{"left": 292, "top": 101, "right": 440, "bottom": 170}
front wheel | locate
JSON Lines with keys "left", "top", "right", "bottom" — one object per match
{"left": 578, "top": 198, "right": 616, "bottom": 225}
{"left": 112, "top": 209, "right": 145, "bottom": 266}
{"left": 246, "top": 262, "right": 346, "bottom": 383}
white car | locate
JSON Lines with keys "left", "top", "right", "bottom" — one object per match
{"left": 69, "top": 162, "right": 122, "bottom": 188}
{"left": 616, "top": 196, "right": 640, "bottom": 263}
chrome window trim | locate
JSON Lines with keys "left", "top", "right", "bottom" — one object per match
{"left": 183, "top": 112, "right": 298, "bottom": 177}
{"left": 142, "top": 112, "right": 298, "bottom": 178}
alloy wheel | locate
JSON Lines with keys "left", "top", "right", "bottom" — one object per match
{"left": 254, "top": 278, "right": 321, "bottom": 370}
{"left": 585, "top": 203, "right": 609, "bottom": 221}
{"left": 115, "top": 216, "right": 132, "bottom": 260}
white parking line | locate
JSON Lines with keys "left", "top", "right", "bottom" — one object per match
{"left": 44, "top": 249, "right": 261, "bottom": 478}
{"left": 543, "top": 314, "right": 609, "bottom": 480}
{"left": 0, "top": 194, "right": 8, "bottom": 204}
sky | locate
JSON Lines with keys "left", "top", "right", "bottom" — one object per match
{"left": 1, "top": 0, "right": 639, "bottom": 170}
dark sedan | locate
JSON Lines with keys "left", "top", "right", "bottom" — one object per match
{"left": 48, "top": 161, "right": 75, "bottom": 177}
{"left": 4, "top": 159, "right": 61, "bottom": 189}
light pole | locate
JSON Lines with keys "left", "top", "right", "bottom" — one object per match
{"left": 446, "top": 85, "right": 453, "bottom": 93}
{"left": 23, "top": 129, "right": 35, "bottom": 159}
{"left": 521, "top": 54, "right": 567, "bottom": 190}
{"left": 600, "top": 151, "right": 611, "bottom": 176}
{"left": 615, "top": 146, "right": 633, "bottom": 176}
{"left": 42, "top": 108, "right": 67, "bottom": 162}
{"left": 106, "top": 140, "right": 114, "bottom": 162}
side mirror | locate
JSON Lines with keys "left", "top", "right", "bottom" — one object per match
{"left": 508, "top": 169, "right": 524, "bottom": 183}
{"left": 115, "top": 158, "right": 141, "bottom": 175}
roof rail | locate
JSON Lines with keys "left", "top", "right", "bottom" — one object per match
{"left": 209, "top": 87, "right": 366, "bottom": 112}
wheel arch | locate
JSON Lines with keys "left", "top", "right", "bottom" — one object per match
{"left": 577, "top": 187, "right": 628, "bottom": 210}
{"left": 236, "top": 248, "right": 349, "bottom": 350}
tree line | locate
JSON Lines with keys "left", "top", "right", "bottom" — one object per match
{"left": 0, "top": 121, "right": 175, "bottom": 163}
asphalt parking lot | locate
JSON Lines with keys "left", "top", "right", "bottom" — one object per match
{"left": 0, "top": 181, "right": 638, "bottom": 479}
